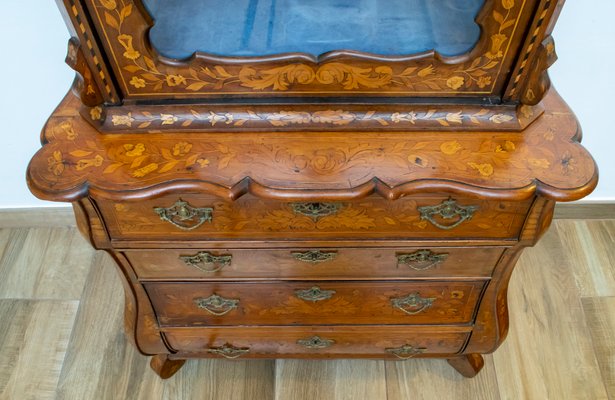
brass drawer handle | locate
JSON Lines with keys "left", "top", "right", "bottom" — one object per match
{"left": 291, "top": 250, "right": 338, "bottom": 264}
{"left": 295, "top": 286, "right": 336, "bottom": 302}
{"left": 180, "top": 251, "right": 232, "bottom": 273}
{"left": 417, "top": 198, "right": 478, "bottom": 230}
{"left": 386, "top": 344, "right": 427, "bottom": 360}
{"left": 291, "top": 202, "right": 342, "bottom": 220}
{"left": 207, "top": 344, "right": 250, "bottom": 359}
{"left": 391, "top": 292, "right": 436, "bottom": 315}
{"left": 297, "top": 336, "right": 335, "bottom": 349}
{"left": 154, "top": 199, "right": 213, "bottom": 231}
{"left": 397, "top": 250, "right": 449, "bottom": 271}
{"left": 194, "top": 294, "right": 239, "bottom": 316}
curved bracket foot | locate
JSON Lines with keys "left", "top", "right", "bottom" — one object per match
{"left": 447, "top": 353, "right": 485, "bottom": 378}
{"left": 150, "top": 354, "right": 186, "bottom": 379}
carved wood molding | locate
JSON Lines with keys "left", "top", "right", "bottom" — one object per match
{"left": 66, "top": 38, "right": 104, "bottom": 107}
{"left": 27, "top": 90, "right": 597, "bottom": 203}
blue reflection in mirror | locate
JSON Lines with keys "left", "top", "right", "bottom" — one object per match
{"left": 143, "top": 0, "right": 485, "bottom": 59}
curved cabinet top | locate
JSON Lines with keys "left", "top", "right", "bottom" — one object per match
{"left": 27, "top": 89, "right": 597, "bottom": 203}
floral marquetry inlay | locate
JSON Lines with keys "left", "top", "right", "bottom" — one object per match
{"left": 95, "top": 106, "right": 524, "bottom": 132}
{"left": 29, "top": 91, "right": 596, "bottom": 204}
{"left": 88, "top": 0, "right": 530, "bottom": 97}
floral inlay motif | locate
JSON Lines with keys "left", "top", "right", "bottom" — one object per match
{"left": 105, "top": 107, "right": 518, "bottom": 130}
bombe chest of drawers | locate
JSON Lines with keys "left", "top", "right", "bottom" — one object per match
{"left": 28, "top": 0, "right": 596, "bottom": 379}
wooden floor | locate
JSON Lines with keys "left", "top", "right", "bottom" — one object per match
{"left": 0, "top": 218, "right": 613, "bottom": 399}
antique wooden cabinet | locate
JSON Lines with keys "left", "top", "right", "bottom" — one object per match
{"left": 28, "top": 0, "right": 597, "bottom": 379}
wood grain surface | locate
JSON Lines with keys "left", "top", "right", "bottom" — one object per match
{"left": 0, "top": 219, "right": 612, "bottom": 399}
{"left": 126, "top": 246, "right": 504, "bottom": 280}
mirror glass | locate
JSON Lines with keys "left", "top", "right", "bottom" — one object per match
{"left": 144, "top": 0, "right": 485, "bottom": 59}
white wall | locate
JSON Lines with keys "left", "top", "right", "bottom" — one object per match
{"left": 1, "top": 1, "right": 74, "bottom": 208}
{"left": 1, "top": 1, "right": 613, "bottom": 208}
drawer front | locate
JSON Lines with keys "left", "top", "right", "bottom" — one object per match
{"left": 97, "top": 194, "right": 532, "bottom": 241}
{"left": 145, "top": 281, "right": 485, "bottom": 326}
{"left": 163, "top": 326, "right": 471, "bottom": 359}
{"left": 128, "top": 247, "right": 504, "bottom": 280}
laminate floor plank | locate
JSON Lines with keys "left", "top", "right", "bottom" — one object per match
{"left": 582, "top": 296, "right": 615, "bottom": 400}
{"left": 275, "top": 359, "right": 387, "bottom": 400}
{"left": 0, "top": 208, "right": 75, "bottom": 229}
{"left": 384, "top": 356, "right": 501, "bottom": 400}
{"left": 55, "top": 252, "right": 161, "bottom": 400}
{"left": 0, "top": 221, "right": 613, "bottom": 398}
{"left": 555, "top": 220, "right": 615, "bottom": 297}
{"left": 164, "top": 359, "right": 275, "bottom": 400}
{"left": 0, "top": 229, "right": 12, "bottom": 262}
{"left": 493, "top": 227, "right": 608, "bottom": 400}
{"left": 0, "top": 228, "right": 94, "bottom": 300}
{"left": 0, "top": 300, "right": 79, "bottom": 400}
{"left": 55, "top": 251, "right": 275, "bottom": 400}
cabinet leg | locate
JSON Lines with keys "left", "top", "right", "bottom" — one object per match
{"left": 447, "top": 354, "right": 484, "bottom": 378}
{"left": 150, "top": 354, "right": 186, "bottom": 379}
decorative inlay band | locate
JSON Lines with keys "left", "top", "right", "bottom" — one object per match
{"left": 508, "top": 0, "right": 553, "bottom": 97}
{"left": 67, "top": 0, "right": 116, "bottom": 102}
{"left": 90, "top": 105, "right": 526, "bottom": 132}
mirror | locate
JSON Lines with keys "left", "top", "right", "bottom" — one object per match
{"left": 144, "top": 0, "right": 485, "bottom": 59}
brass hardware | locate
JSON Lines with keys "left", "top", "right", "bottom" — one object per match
{"left": 295, "top": 286, "right": 336, "bottom": 302}
{"left": 180, "top": 251, "right": 232, "bottom": 273}
{"left": 194, "top": 294, "right": 239, "bottom": 316}
{"left": 297, "top": 336, "right": 335, "bottom": 349}
{"left": 397, "top": 250, "right": 449, "bottom": 271}
{"left": 386, "top": 344, "right": 427, "bottom": 360}
{"left": 390, "top": 292, "right": 436, "bottom": 315}
{"left": 291, "top": 202, "right": 342, "bottom": 220}
{"left": 154, "top": 199, "right": 213, "bottom": 231}
{"left": 417, "top": 198, "right": 478, "bottom": 230}
{"left": 291, "top": 250, "right": 338, "bottom": 264}
{"left": 207, "top": 344, "right": 250, "bottom": 359}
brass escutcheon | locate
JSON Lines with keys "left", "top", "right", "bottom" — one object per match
{"left": 207, "top": 344, "right": 250, "bottom": 359}
{"left": 297, "top": 336, "right": 335, "bottom": 349}
{"left": 390, "top": 292, "right": 436, "bottom": 315}
{"left": 180, "top": 251, "right": 232, "bottom": 273}
{"left": 154, "top": 199, "right": 213, "bottom": 231}
{"left": 417, "top": 198, "right": 478, "bottom": 230}
{"left": 291, "top": 250, "right": 338, "bottom": 264}
{"left": 194, "top": 294, "right": 239, "bottom": 316}
{"left": 291, "top": 202, "right": 342, "bottom": 221}
{"left": 386, "top": 344, "right": 427, "bottom": 360}
{"left": 397, "top": 250, "right": 449, "bottom": 271}
{"left": 295, "top": 286, "right": 336, "bottom": 302}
